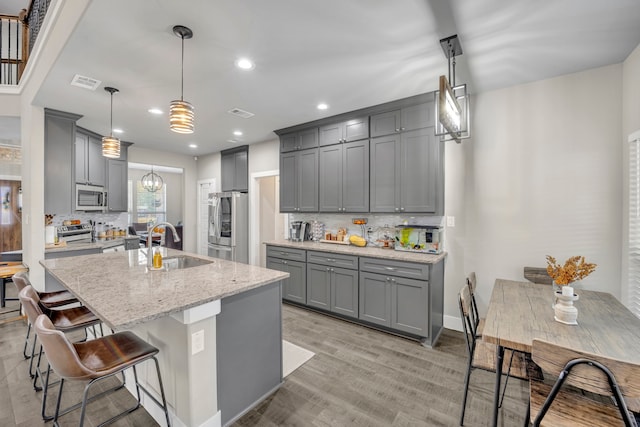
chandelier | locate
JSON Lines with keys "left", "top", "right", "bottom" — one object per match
{"left": 141, "top": 166, "right": 164, "bottom": 193}
{"left": 169, "top": 25, "right": 194, "bottom": 134}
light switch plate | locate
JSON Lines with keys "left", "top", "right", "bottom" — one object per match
{"left": 192, "top": 330, "right": 205, "bottom": 355}
{"left": 446, "top": 216, "right": 455, "bottom": 227}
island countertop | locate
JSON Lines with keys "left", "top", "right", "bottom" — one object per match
{"left": 264, "top": 239, "right": 447, "bottom": 264}
{"left": 40, "top": 248, "right": 289, "bottom": 330}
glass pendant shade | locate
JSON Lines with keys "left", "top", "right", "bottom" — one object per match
{"left": 169, "top": 99, "right": 194, "bottom": 134}
{"left": 102, "top": 135, "right": 121, "bottom": 158}
{"left": 142, "top": 169, "right": 164, "bottom": 193}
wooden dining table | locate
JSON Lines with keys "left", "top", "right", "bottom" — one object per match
{"left": 482, "top": 279, "right": 640, "bottom": 426}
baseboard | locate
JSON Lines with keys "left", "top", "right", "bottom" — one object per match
{"left": 444, "top": 313, "right": 462, "bottom": 332}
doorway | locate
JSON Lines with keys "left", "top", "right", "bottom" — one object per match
{"left": 249, "top": 171, "right": 285, "bottom": 267}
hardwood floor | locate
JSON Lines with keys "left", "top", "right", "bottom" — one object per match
{"left": 0, "top": 296, "right": 529, "bottom": 426}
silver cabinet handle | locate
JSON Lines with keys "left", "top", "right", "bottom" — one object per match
{"left": 390, "top": 278, "right": 396, "bottom": 283}
{"left": 282, "top": 260, "right": 288, "bottom": 265}
{"left": 331, "top": 268, "right": 334, "bottom": 272}
{"left": 400, "top": 127, "right": 405, "bottom": 131}
{"left": 394, "top": 208, "right": 399, "bottom": 212}
{"left": 384, "top": 266, "right": 397, "bottom": 271}
{"left": 280, "top": 252, "right": 287, "bottom": 255}
{"left": 326, "top": 267, "right": 330, "bottom": 271}
{"left": 386, "top": 277, "right": 390, "bottom": 281}
{"left": 400, "top": 207, "right": 405, "bottom": 211}
{"left": 395, "top": 128, "right": 400, "bottom": 132}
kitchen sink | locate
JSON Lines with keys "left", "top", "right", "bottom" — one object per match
{"left": 160, "top": 256, "right": 213, "bottom": 271}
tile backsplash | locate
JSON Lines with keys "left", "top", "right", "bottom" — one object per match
{"left": 289, "top": 213, "right": 444, "bottom": 245}
{"left": 47, "top": 212, "right": 129, "bottom": 229}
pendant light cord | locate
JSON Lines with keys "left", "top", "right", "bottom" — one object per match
{"left": 180, "top": 35, "right": 185, "bottom": 101}
{"left": 109, "top": 92, "right": 114, "bottom": 137}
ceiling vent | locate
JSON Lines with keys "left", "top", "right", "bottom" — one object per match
{"left": 227, "top": 108, "right": 255, "bottom": 119}
{"left": 70, "top": 74, "right": 102, "bottom": 91}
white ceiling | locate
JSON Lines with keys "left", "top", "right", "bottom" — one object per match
{"left": 6, "top": 0, "right": 640, "bottom": 155}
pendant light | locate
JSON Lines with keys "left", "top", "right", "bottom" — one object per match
{"left": 102, "top": 86, "right": 121, "bottom": 158}
{"left": 169, "top": 25, "right": 194, "bottom": 134}
{"left": 141, "top": 166, "right": 164, "bottom": 193}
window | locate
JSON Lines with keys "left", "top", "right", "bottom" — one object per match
{"left": 629, "top": 130, "right": 640, "bottom": 318}
{"left": 128, "top": 180, "right": 167, "bottom": 225}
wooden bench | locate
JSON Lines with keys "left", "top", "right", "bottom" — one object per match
{"left": 0, "top": 262, "right": 28, "bottom": 308}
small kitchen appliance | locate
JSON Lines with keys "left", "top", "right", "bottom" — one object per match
{"left": 289, "top": 221, "right": 310, "bottom": 241}
{"left": 75, "top": 184, "right": 106, "bottom": 211}
{"left": 394, "top": 225, "right": 443, "bottom": 254}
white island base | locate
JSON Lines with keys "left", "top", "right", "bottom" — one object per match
{"left": 113, "top": 282, "right": 282, "bottom": 427}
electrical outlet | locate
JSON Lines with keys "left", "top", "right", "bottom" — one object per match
{"left": 191, "top": 330, "right": 205, "bottom": 355}
{"left": 446, "top": 216, "right": 455, "bottom": 227}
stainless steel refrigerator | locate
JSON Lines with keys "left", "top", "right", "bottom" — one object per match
{"left": 208, "top": 191, "right": 248, "bottom": 263}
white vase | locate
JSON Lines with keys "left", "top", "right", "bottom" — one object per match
{"left": 554, "top": 290, "right": 579, "bottom": 325}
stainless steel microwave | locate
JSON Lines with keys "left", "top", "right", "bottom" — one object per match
{"left": 75, "top": 184, "right": 106, "bottom": 211}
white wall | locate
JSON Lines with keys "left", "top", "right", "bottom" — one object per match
{"left": 196, "top": 152, "right": 220, "bottom": 183}
{"left": 128, "top": 147, "right": 197, "bottom": 252}
{"left": 445, "top": 64, "right": 624, "bottom": 324}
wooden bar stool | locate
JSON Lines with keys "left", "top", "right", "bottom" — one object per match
{"left": 12, "top": 272, "right": 78, "bottom": 359}
{"left": 0, "top": 261, "right": 28, "bottom": 308}
{"left": 34, "top": 313, "right": 172, "bottom": 427}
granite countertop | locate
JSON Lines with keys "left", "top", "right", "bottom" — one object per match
{"left": 264, "top": 239, "right": 447, "bottom": 264}
{"left": 45, "top": 237, "right": 128, "bottom": 253}
{"left": 40, "top": 248, "right": 289, "bottom": 330}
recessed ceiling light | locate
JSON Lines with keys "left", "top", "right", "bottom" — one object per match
{"left": 233, "top": 130, "right": 243, "bottom": 136}
{"left": 188, "top": 143, "right": 198, "bottom": 149}
{"left": 235, "top": 58, "right": 255, "bottom": 70}
{"left": 227, "top": 139, "right": 238, "bottom": 144}
{"left": 112, "top": 128, "right": 124, "bottom": 134}
{"left": 317, "top": 103, "right": 329, "bottom": 110}
{"left": 148, "top": 108, "right": 163, "bottom": 115}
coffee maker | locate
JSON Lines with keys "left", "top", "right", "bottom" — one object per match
{"left": 289, "top": 221, "right": 310, "bottom": 241}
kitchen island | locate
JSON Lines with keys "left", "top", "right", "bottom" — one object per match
{"left": 40, "top": 248, "right": 289, "bottom": 427}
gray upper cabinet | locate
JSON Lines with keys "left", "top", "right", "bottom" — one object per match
{"left": 279, "top": 148, "right": 318, "bottom": 212}
{"left": 45, "top": 109, "right": 82, "bottom": 214}
{"left": 319, "top": 116, "right": 369, "bottom": 146}
{"left": 280, "top": 128, "right": 318, "bottom": 152}
{"left": 370, "top": 127, "right": 442, "bottom": 214}
{"left": 319, "top": 139, "right": 369, "bottom": 212}
{"left": 75, "top": 129, "right": 106, "bottom": 186}
{"left": 221, "top": 146, "right": 248, "bottom": 192}
{"left": 107, "top": 159, "right": 127, "bottom": 212}
{"left": 370, "top": 102, "right": 434, "bottom": 137}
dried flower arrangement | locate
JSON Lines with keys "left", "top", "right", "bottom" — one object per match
{"left": 546, "top": 255, "right": 597, "bottom": 286}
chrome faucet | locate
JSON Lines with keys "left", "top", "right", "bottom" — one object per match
{"left": 146, "top": 222, "right": 181, "bottom": 266}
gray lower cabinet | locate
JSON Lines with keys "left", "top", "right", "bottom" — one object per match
{"left": 280, "top": 148, "right": 318, "bottom": 212}
{"left": 370, "top": 127, "right": 442, "bottom": 214}
{"left": 306, "top": 252, "right": 358, "bottom": 318}
{"left": 266, "top": 246, "right": 307, "bottom": 304}
{"left": 45, "top": 109, "right": 82, "bottom": 214}
{"left": 319, "top": 139, "right": 369, "bottom": 212}
{"left": 359, "top": 271, "right": 392, "bottom": 326}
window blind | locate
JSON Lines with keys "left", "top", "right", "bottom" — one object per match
{"left": 629, "top": 131, "right": 640, "bottom": 318}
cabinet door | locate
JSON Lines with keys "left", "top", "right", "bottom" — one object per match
{"left": 342, "top": 139, "right": 369, "bottom": 212}
{"left": 307, "top": 263, "right": 330, "bottom": 310}
{"left": 299, "top": 128, "right": 319, "bottom": 150}
{"left": 279, "top": 152, "right": 297, "bottom": 212}
{"left": 74, "top": 133, "right": 88, "bottom": 184}
{"left": 280, "top": 133, "right": 298, "bottom": 152}
{"left": 221, "top": 152, "right": 234, "bottom": 192}
{"left": 369, "top": 135, "right": 399, "bottom": 213}
{"left": 400, "top": 128, "right": 438, "bottom": 213}
{"left": 319, "top": 144, "right": 342, "bottom": 212}
{"left": 45, "top": 114, "right": 75, "bottom": 214}
{"left": 107, "top": 160, "right": 127, "bottom": 212}
{"left": 297, "top": 149, "right": 319, "bottom": 212}
{"left": 370, "top": 110, "right": 401, "bottom": 137}
{"left": 401, "top": 102, "right": 434, "bottom": 131}
{"left": 87, "top": 135, "right": 106, "bottom": 186}
{"left": 331, "top": 267, "right": 358, "bottom": 318}
{"left": 319, "top": 123, "right": 342, "bottom": 146}
{"left": 343, "top": 116, "right": 369, "bottom": 142}
{"left": 358, "top": 272, "right": 391, "bottom": 327}
{"left": 234, "top": 150, "right": 248, "bottom": 192}
{"left": 271, "top": 258, "right": 306, "bottom": 304}
{"left": 391, "top": 276, "right": 428, "bottom": 336}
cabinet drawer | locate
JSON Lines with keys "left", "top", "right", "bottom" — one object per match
{"left": 266, "top": 246, "right": 306, "bottom": 262}
{"left": 359, "top": 257, "right": 429, "bottom": 280}
{"left": 307, "top": 251, "right": 358, "bottom": 269}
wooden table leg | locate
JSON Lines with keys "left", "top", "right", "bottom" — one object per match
{"left": 492, "top": 344, "right": 504, "bottom": 427}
